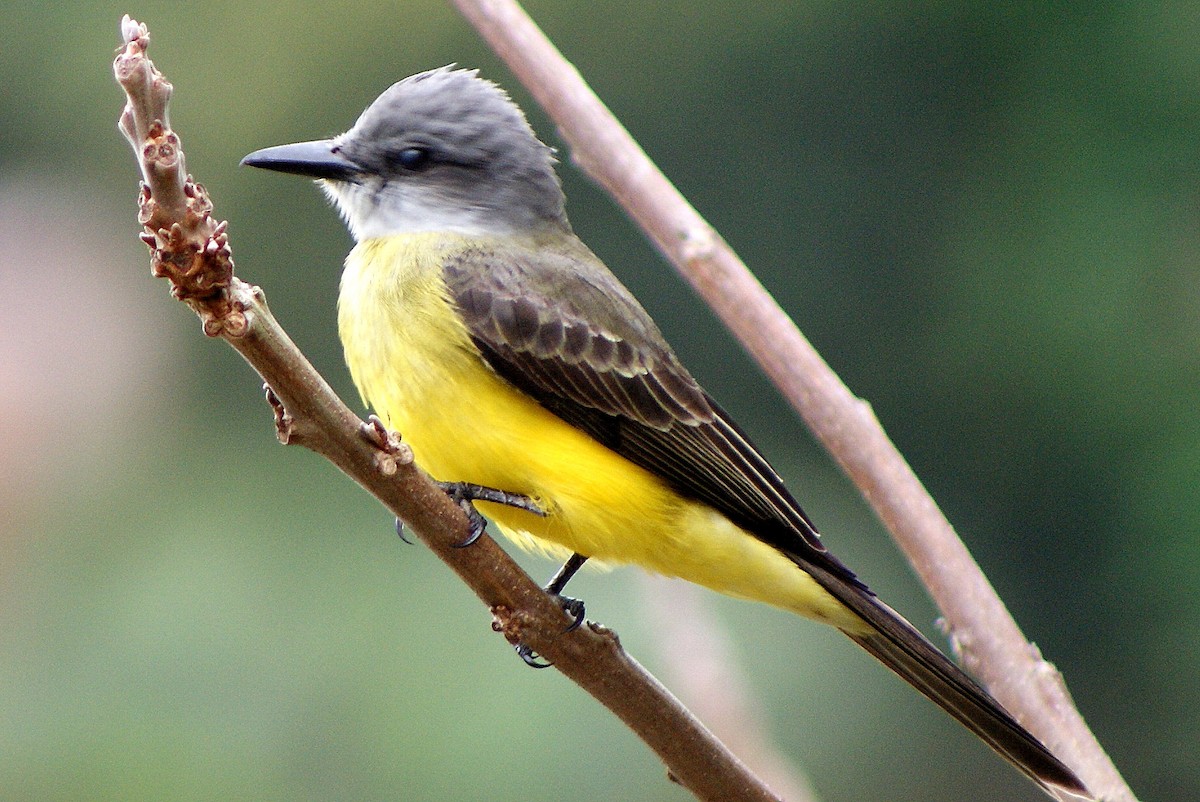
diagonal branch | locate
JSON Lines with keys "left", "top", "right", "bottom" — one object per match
{"left": 113, "top": 16, "right": 781, "bottom": 802}
{"left": 447, "top": 1, "right": 1133, "bottom": 800}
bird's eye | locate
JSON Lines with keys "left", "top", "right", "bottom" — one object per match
{"left": 395, "top": 147, "right": 431, "bottom": 170}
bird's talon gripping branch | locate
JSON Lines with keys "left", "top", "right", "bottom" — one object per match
{"left": 433, "top": 481, "right": 543, "bottom": 548}
{"left": 515, "top": 643, "right": 553, "bottom": 669}
{"left": 452, "top": 517, "right": 486, "bottom": 549}
{"left": 557, "top": 595, "right": 586, "bottom": 633}
{"left": 510, "top": 553, "right": 591, "bottom": 668}
{"left": 491, "top": 606, "right": 551, "bottom": 668}
{"left": 510, "top": 593, "right": 585, "bottom": 669}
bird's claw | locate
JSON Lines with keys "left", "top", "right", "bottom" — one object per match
{"left": 514, "top": 643, "right": 553, "bottom": 669}
{"left": 513, "top": 593, "right": 587, "bottom": 669}
{"left": 394, "top": 517, "right": 413, "bottom": 545}
{"left": 433, "top": 481, "right": 543, "bottom": 548}
{"left": 557, "top": 595, "right": 586, "bottom": 633}
{"left": 454, "top": 510, "right": 487, "bottom": 549}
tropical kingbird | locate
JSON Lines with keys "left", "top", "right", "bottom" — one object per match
{"left": 242, "top": 66, "right": 1088, "bottom": 800}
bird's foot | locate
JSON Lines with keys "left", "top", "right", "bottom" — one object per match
{"left": 514, "top": 553, "right": 590, "bottom": 668}
{"left": 514, "top": 595, "right": 586, "bottom": 668}
{"left": 434, "top": 481, "right": 544, "bottom": 548}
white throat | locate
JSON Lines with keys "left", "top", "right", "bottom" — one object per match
{"left": 320, "top": 178, "right": 516, "bottom": 241}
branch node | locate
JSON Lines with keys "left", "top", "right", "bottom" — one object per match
{"left": 679, "top": 224, "right": 718, "bottom": 265}
{"left": 141, "top": 122, "right": 181, "bottom": 173}
{"left": 490, "top": 604, "right": 530, "bottom": 648}
{"left": 264, "top": 384, "right": 298, "bottom": 444}
{"left": 586, "top": 620, "right": 621, "bottom": 651}
{"left": 359, "top": 415, "right": 413, "bottom": 475}
{"left": 118, "top": 14, "right": 149, "bottom": 53}
{"left": 136, "top": 174, "right": 239, "bottom": 332}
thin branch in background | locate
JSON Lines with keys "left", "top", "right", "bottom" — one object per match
{"left": 112, "top": 16, "right": 785, "bottom": 802}
{"left": 448, "top": 1, "right": 1134, "bottom": 800}
{"left": 640, "top": 576, "right": 820, "bottom": 802}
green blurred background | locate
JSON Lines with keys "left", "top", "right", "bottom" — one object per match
{"left": 2, "top": 2, "right": 1196, "bottom": 800}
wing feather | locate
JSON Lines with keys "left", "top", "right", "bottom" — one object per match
{"left": 442, "top": 241, "right": 861, "bottom": 586}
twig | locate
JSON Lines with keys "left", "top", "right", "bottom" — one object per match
{"left": 641, "top": 576, "right": 820, "bottom": 802}
{"left": 113, "top": 16, "right": 783, "bottom": 802}
{"left": 448, "top": 1, "right": 1134, "bottom": 800}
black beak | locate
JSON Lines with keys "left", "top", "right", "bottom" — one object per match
{"left": 240, "top": 139, "right": 360, "bottom": 180}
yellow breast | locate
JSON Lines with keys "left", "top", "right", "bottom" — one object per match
{"left": 338, "top": 233, "right": 664, "bottom": 558}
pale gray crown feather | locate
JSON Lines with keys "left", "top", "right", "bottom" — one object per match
{"left": 327, "top": 67, "right": 570, "bottom": 239}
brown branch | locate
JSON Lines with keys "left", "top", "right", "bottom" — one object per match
{"left": 448, "top": 1, "right": 1134, "bottom": 800}
{"left": 113, "top": 16, "right": 782, "bottom": 802}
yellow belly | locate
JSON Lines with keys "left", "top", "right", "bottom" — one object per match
{"left": 338, "top": 234, "right": 861, "bottom": 630}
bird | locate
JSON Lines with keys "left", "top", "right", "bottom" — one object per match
{"left": 241, "top": 66, "right": 1090, "bottom": 800}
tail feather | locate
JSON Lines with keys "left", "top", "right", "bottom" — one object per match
{"left": 801, "top": 559, "right": 1091, "bottom": 801}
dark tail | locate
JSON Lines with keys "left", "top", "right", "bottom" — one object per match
{"left": 802, "top": 559, "right": 1091, "bottom": 801}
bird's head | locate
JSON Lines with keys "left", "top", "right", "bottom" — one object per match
{"left": 242, "top": 67, "right": 568, "bottom": 241}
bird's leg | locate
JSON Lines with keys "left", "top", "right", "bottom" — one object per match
{"left": 545, "top": 552, "right": 589, "bottom": 628}
{"left": 419, "top": 478, "right": 585, "bottom": 668}
{"left": 430, "top": 484, "right": 584, "bottom": 669}
{"left": 516, "top": 552, "right": 590, "bottom": 668}
{"left": 434, "top": 481, "right": 545, "bottom": 548}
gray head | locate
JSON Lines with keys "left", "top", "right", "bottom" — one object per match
{"left": 242, "top": 67, "right": 569, "bottom": 240}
